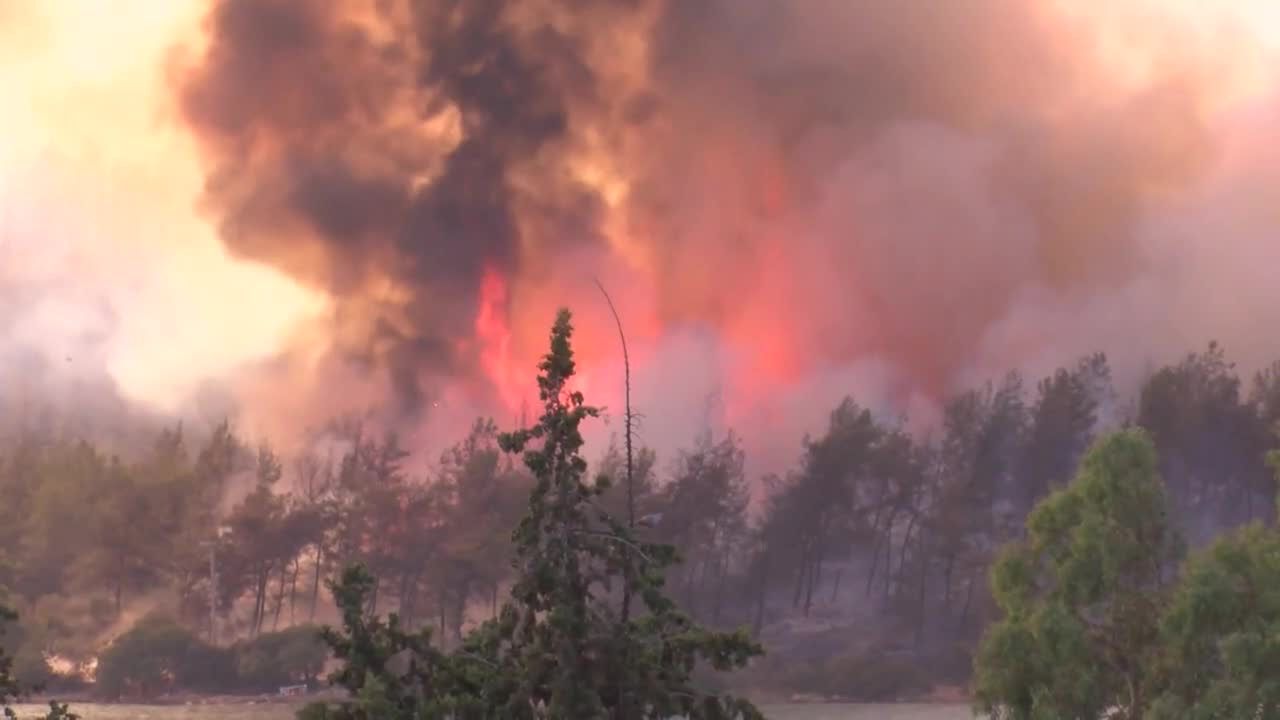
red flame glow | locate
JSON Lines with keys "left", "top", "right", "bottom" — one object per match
{"left": 474, "top": 266, "right": 522, "bottom": 413}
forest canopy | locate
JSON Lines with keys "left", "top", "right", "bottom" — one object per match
{"left": 1, "top": 339, "right": 1278, "bottom": 701}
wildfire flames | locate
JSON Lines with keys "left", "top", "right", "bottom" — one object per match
{"left": 4, "top": 0, "right": 1280, "bottom": 472}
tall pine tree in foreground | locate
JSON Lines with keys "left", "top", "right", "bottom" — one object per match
{"left": 304, "top": 309, "right": 762, "bottom": 719}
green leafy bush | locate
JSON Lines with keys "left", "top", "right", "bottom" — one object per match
{"left": 974, "top": 430, "right": 1280, "bottom": 719}
{"left": 973, "top": 430, "right": 1180, "bottom": 719}
{"left": 230, "top": 625, "right": 327, "bottom": 691}
{"left": 94, "top": 613, "right": 235, "bottom": 699}
{"left": 95, "top": 614, "right": 328, "bottom": 698}
{"left": 1148, "top": 523, "right": 1280, "bottom": 718}
{"left": 1, "top": 601, "right": 77, "bottom": 719}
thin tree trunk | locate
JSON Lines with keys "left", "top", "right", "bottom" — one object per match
{"left": 397, "top": 570, "right": 412, "bottom": 624}
{"left": 874, "top": 508, "right": 899, "bottom": 597}
{"left": 803, "top": 544, "right": 824, "bottom": 616}
{"left": 691, "top": 558, "right": 706, "bottom": 619}
{"left": 882, "top": 514, "right": 897, "bottom": 597}
{"left": 250, "top": 569, "right": 260, "bottom": 636}
{"left": 753, "top": 551, "right": 770, "bottom": 636}
{"left": 258, "top": 569, "right": 270, "bottom": 636}
{"left": 695, "top": 546, "right": 719, "bottom": 620}
{"left": 942, "top": 553, "right": 956, "bottom": 610}
{"left": 597, "top": 281, "right": 637, "bottom": 628}
{"left": 453, "top": 577, "right": 470, "bottom": 642}
{"left": 959, "top": 576, "right": 976, "bottom": 627}
{"left": 829, "top": 567, "right": 843, "bottom": 603}
{"left": 896, "top": 513, "right": 919, "bottom": 582}
{"left": 253, "top": 567, "right": 270, "bottom": 637}
{"left": 865, "top": 529, "right": 884, "bottom": 597}
{"left": 713, "top": 553, "right": 728, "bottom": 624}
{"left": 309, "top": 545, "right": 324, "bottom": 621}
{"left": 404, "top": 571, "right": 421, "bottom": 628}
{"left": 115, "top": 554, "right": 126, "bottom": 615}
{"left": 915, "top": 530, "right": 929, "bottom": 653}
{"left": 288, "top": 557, "right": 300, "bottom": 626}
{"left": 814, "top": 552, "right": 825, "bottom": 594}
{"left": 684, "top": 557, "right": 701, "bottom": 618}
{"left": 438, "top": 588, "right": 448, "bottom": 639}
{"left": 272, "top": 563, "right": 289, "bottom": 631}
{"left": 792, "top": 544, "right": 809, "bottom": 609}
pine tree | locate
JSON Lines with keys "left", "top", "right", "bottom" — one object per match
{"left": 305, "top": 309, "right": 763, "bottom": 719}
{"left": 491, "top": 309, "right": 763, "bottom": 719}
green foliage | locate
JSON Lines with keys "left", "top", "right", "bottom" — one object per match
{"left": 1148, "top": 523, "right": 1280, "bottom": 719}
{"left": 94, "top": 613, "right": 235, "bottom": 699}
{"left": 976, "top": 429, "right": 1280, "bottom": 720}
{"left": 0, "top": 604, "right": 20, "bottom": 710}
{"left": 8, "top": 316, "right": 1280, "bottom": 705}
{"left": 1147, "top": 452, "right": 1280, "bottom": 719}
{"left": 973, "top": 429, "right": 1180, "bottom": 720}
{"left": 93, "top": 612, "right": 327, "bottom": 699}
{"left": 489, "top": 308, "right": 763, "bottom": 718}
{"left": 9, "top": 643, "right": 52, "bottom": 692}
{"left": 297, "top": 564, "right": 482, "bottom": 720}
{"left": 231, "top": 625, "right": 328, "bottom": 691}
{"left": 308, "top": 309, "right": 763, "bottom": 719}
{"left": 0, "top": 601, "right": 78, "bottom": 720}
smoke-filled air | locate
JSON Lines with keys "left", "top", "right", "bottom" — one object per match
{"left": 5, "top": 0, "right": 1280, "bottom": 711}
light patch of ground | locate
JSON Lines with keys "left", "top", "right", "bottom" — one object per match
{"left": 9, "top": 702, "right": 975, "bottom": 720}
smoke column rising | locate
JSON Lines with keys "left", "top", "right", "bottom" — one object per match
{"left": 4, "top": 0, "right": 1280, "bottom": 473}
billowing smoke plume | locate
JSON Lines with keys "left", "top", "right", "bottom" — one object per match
{"left": 0, "top": 234, "right": 157, "bottom": 449}
{"left": 171, "top": 0, "right": 1280, "bottom": 469}
{"left": 178, "top": 0, "right": 631, "bottom": 418}
{"left": 0, "top": 1, "right": 325, "bottom": 452}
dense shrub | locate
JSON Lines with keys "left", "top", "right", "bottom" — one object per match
{"left": 230, "top": 625, "right": 327, "bottom": 692}
{"left": 94, "top": 613, "right": 235, "bottom": 699}
{"left": 1147, "top": 523, "right": 1280, "bottom": 718}
{"left": 12, "top": 640, "right": 54, "bottom": 690}
{"left": 1, "top": 600, "right": 76, "bottom": 719}
{"left": 975, "top": 431, "right": 1280, "bottom": 719}
{"left": 94, "top": 614, "right": 328, "bottom": 698}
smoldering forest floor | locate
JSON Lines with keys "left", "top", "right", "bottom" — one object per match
{"left": 9, "top": 702, "right": 975, "bottom": 719}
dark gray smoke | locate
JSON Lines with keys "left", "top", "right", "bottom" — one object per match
{"left": 179, "top": 0, "right": 625, "bottom": 416}
{"left": 176, "top": 0, "right": 1268, "bottom": 439}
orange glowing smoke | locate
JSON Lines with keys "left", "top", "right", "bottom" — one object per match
{"left": 6, "top": 0, "right": 1280, "bottom": 476}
